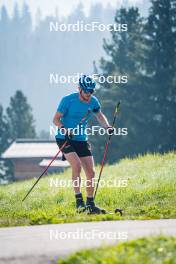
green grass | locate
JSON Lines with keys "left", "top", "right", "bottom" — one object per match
{"left": 57, "top": 236, "right": 176, "bottom": 264}
{"left": 0, "top": 152, "right": 176, "bottom": 227}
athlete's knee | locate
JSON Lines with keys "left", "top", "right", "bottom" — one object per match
{"left": 72, "top": 161, "right": 82, "bottom": 174}
{"left": 86, "top": 168, "right": 95, "bottom": 179}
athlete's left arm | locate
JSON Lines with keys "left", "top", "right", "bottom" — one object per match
{"left": 94, "top": 111, "right": 110, "bottom": 128}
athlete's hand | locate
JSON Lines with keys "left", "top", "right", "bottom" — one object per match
{"left": 106, "top": 126, "right": 115, "bottom": 135}
{"left": 65, "top": 129, "right": 73, "bottom": 140}
{"left": 60, "top": 126, "right": 73, "bottom": 140}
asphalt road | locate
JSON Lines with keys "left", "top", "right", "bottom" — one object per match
{"left": 0, "top": 219, "right": 175, "bottom": 264}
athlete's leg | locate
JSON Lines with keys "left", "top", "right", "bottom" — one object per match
{"left": 80, "top": 155, "right": 95, "bottom": 197}
{"left": 56, "top": 141, "right": 86, "bottom": 212}
{"left": 64, "top": 152, "right": 82, "bottom": 194}
{"left": 80, "top": 155, "right": 106, "bottom": 214}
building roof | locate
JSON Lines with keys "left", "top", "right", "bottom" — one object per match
{"left": 39, "top": 159, "right": 70, "bottom": 167}
{"left": 1, "top": 139, "right": 62, "bottom": 159}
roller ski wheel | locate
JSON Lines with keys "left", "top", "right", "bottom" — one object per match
{"left": 114, "top": 208, "right": 123, "bottom": 216}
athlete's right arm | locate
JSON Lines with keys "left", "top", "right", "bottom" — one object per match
{"left": 53, "top": 112, "right": 63, "bottom": 128}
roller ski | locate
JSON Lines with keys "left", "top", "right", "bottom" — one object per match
{"left": 104, "top": 208, "right": 123, "bottom": 216}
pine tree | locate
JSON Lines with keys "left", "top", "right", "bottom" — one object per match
{"left": 91, "top": 7, "right": 146, "bottom": 163}
{"left": 0, "top": 105, "right": 9, "bottom": 152}
{"left": 21, "top": 3, "right": 32, "bottom": 32}
{"left": 6, "top": 90, "right": 36, "bottom": 140}
{"left": 0, "top": 5, "right": 9, "bottom": 26}
{"left": 144, "top": 0, "right": 176, "bottom": 151}
{"left": 0, "top": 105, "right": 10, "bottom": 180}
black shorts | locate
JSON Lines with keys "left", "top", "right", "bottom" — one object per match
{"left": 56, "top": 139, "right": 92, "bottom": 160}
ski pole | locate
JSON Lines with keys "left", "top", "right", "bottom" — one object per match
{"left": 22, "top": 141, "right": 67, "bottom": 202}
{"left": 22, "top": 109, "right": 92, "bottom": 202}
{"left": 94, "top": 102, "right": 121, "bottom": 200}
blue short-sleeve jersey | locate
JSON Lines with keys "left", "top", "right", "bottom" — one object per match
{"left": 55, "top": 92, "right": 101, "bottom": 141}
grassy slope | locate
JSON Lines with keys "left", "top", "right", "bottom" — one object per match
{"left": 0, "top": 152, "right": 176, "bottom": 227}
{"left": 57, "top": 236, "right": 176, "bottom": 264}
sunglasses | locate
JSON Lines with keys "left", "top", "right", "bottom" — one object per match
{"left": 84, "top": 89, "right": 94, "bottom": 94}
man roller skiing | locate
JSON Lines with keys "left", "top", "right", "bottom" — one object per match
{"left": 53, "top": 75, "right": 114, "bottom": 214}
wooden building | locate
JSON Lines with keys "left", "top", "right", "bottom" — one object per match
{"left": 1, "top": 139, "right": 69, "bottom": 180}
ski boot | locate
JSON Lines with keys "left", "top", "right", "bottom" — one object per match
{"left": 85, "top": 198, "right": 106, "bottom": 214}
{"left": 75, "top": 193, "right": 86, "bottom": 213}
